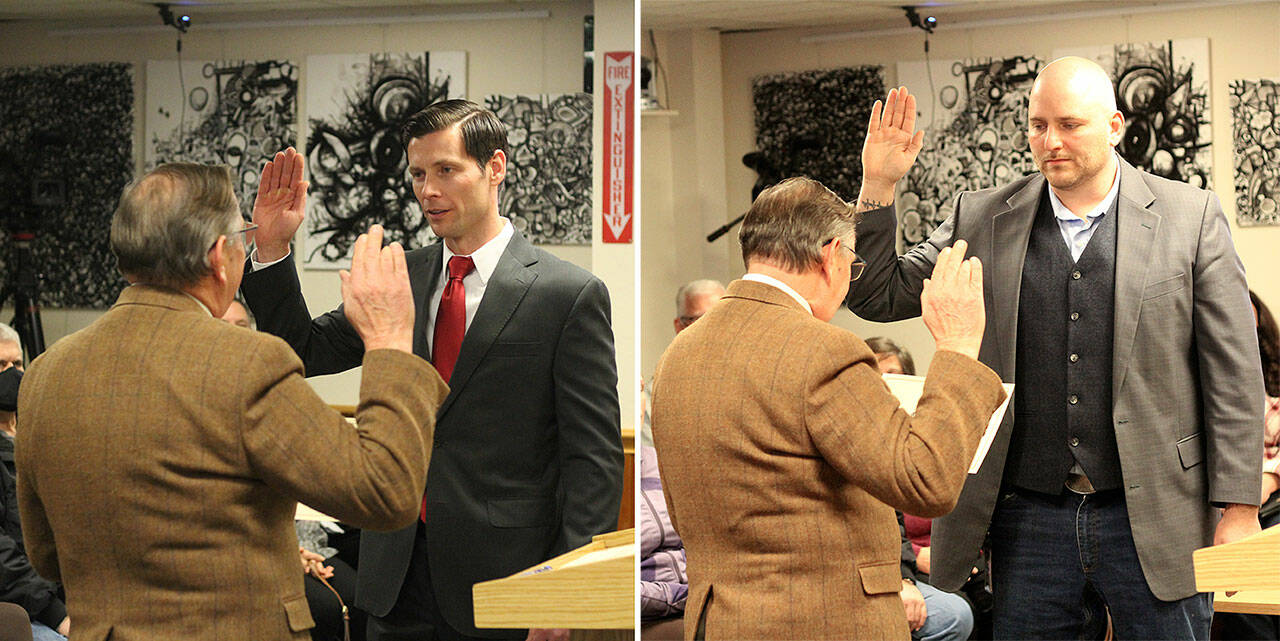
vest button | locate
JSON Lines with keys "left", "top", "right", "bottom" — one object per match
{"left": 1069, "top": 353, "right": 1079, "bottom": 363}
{"left": 1068, "top": 394, "right": 1079, "bottom": 405}
{"left": 1072, "top": 270, "right": 1082, "bottom": 280}
{"left": 1070, "top": 312, "right": 1080, "bottom": 321}
{"left": 1070, "top": 437, "right": 1080, "bottom": 447}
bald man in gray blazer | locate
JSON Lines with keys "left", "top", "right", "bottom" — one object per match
{"left": 846, "top": 60, "right": 1264, "bottom": 639}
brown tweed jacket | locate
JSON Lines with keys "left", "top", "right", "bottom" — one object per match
{"left": 651, "top": 279, "right": 1004, "bottom": 640}
{"left": 15, "top": 285, "right": 446, "bottom": 641}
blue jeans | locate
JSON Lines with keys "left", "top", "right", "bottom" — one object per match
{"left": 914, "top": 582, "right": 974, "bottom": 641}
{"left": 989, "top": 488, "right": 1211, "bottom": 640}
{"left": 31, "top": 621, "right": 67, "bottom": 641}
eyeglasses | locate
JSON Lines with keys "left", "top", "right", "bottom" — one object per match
{"left": 216, "top": 222, "right": 259, "bottom": 251}
{"left": 825, "top": 239, "right": 865, "bottom": 281}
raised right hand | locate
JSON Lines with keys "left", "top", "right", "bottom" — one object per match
{"left": 252, "top": 147, "right": 308, "bottom": 262}
{"left": 339, "top": 225, "right": 415, "bottom": 353}
{"left": 921, "top": 240, "right": 985, "bottom": 360}
{"left": 857, "top": 86, "right": 925, "bottom": 211}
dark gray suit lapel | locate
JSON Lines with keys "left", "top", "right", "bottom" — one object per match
{"left": 1112, "top": 160, "right": 1159, "bottom": 398}
{"left": 411, "top": 243, "right": 444, "bottom": 361}
{"left": 437, "top": 231, "right": 538, "bottom": 419}
{"left": 991, "top": 178, "right": 1042, "bottom": 377}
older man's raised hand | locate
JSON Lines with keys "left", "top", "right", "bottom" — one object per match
{"left": 339, "top": 225, "right": 415, "bottom": 354}
{"left": 252, "top": 147, "right": 308, "bottom": 263}
{"left": 921, "top": 240, "right": 985, "bottom": 360}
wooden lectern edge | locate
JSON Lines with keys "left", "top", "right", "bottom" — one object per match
{"left": 472, "top": 529, "right": 635, "bottom": 629}
{"left": 1192, "top": 524, "right": 1280, "bottom": 592}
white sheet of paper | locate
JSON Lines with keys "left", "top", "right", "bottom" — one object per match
{"left": 881, "top": 373, "right": 1014, "bottom": 474}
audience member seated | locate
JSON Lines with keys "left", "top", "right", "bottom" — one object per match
{"left": 1214, "top": 291, "right": 1280, "bottom": 641}
{"left": 640, "top": 445, "right": 686, "bottom": 640}
{"left": 217, "top": 300, "right": 366, "bottom": 641}
{"left": 0, "top": 368, "right": 67, "bottom": 641}
{"left": 0, "top": 324, "right": 23, "bottom": 477}
{"left": 639, "top": 279, "right": 724, "bottom": 639}
{"left": 869, "top": 336, "right": 989, "bottom": 641}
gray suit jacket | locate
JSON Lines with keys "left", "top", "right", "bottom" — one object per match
{"left": 242, "top": 230, "right": 623, "bottom": 637}
{"left": 846, "top": 158, "right": 1264, "bottom": 600}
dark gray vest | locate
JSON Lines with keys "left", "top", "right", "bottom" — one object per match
{"left": 1004, "top": 189, "right": 1122, "bottom": 494}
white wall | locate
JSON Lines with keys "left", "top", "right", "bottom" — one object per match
{"left": 1, "top": 0, "right": 639, "bottom": 423}
{"left": 643, "top": 1, "right": 1280, "bottom": 376}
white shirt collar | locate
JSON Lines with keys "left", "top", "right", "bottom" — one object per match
{"left": 182, "top": 291, "right": 213, "bottom": 317}
{"left": 441, "top": 218, "right": 514, "bottom": 284}
{"left": 1047, "top": 154, "right": 1121, "bottom": 223}
{"left": 742, "top": 273, "right": 813, "bottom": 315}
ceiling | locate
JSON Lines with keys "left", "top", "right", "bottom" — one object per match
{"left": 0, "top": 0, "right": 553, "bottom": 23}
{"left": 641, "top": 0, "right": 1243, "bottom": 33}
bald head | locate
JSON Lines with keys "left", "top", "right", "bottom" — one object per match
{"left": 1031, "top": 56, "right": 1117, "bottom": 113}
{"left": 1027, "top": 56, "right": 1124, "bottom": 203}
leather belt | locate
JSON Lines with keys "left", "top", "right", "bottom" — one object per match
{"left": 1065, "top": 470, "right": 1097, "bottom": 495}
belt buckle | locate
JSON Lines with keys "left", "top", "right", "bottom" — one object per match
{"left": 1065, "top": 471, "right": 1096, "bottom": 495}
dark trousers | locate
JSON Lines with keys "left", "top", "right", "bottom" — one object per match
{"left": 306, "top": 556, "right": 366, "bottom": 641}
{"left": 989, "top": 487, "right": 1212, "bottom": 640}
{"left": 367, "top": 525, "right": 523, "bottom": 641}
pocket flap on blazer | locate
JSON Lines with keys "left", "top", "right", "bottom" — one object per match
{"left": 1176, "top": 432, "right": 1204, "bottom": 470}
{"left": 1142, "top": 272, "right": 1187, "bottom": 301}
{"left": 283, "top": 593, "right": 316, "bottom": 632}
{"left": 487, "top": 498, "right": 556, "bottom": 528}
{"left": 857, "top": 560, "right": 903, "bottom": 595}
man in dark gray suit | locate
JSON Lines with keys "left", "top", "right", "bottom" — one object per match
{"left": 241, "top": 100, "right": 623, "bottom": 641}
{"left": 846, "top": 57, "right": 1264, "bottom": 639}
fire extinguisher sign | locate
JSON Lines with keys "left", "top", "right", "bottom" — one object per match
{"left": 601, "top": 51, "right": 634, "bottom": 244}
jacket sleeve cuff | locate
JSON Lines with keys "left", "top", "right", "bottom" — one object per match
{"left": 34, "top": 598, "right": 66, "bottom": 629}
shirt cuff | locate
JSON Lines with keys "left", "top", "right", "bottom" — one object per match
{"left": 250, "top": 249, "right": 290, "bottom": 272}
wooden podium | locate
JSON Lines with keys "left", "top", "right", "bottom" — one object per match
{"left": 473, "top": 529, "right": 635, "bottom": 632}
{"left": 1193, "top": 523, "right": 1280, "bottom": 614}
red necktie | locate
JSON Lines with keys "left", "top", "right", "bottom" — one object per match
{"left": 424, "top": 255, "right": 473, "bottom": 522}
{"left": 431, "top": 255, "right": 474, "bottom": 384}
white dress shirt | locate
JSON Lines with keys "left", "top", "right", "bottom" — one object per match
{"left": 424, "top": 219, "right": 515, "bottom": 350}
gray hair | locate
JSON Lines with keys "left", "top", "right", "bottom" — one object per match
{"left": 110, "top": 163, "right": 242, "bottom": 288}
{"left": 675, "top": 279, "right": 726, "bottom": 316}
{"left": 739, "top": 177, "right": 858, "bottom": 271}
{"left": 0, "top": 322, "right": 18, "bottom": 347}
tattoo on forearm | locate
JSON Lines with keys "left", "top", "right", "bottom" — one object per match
{"left": 857, "top": 198, "right": 892, "bottom": 211}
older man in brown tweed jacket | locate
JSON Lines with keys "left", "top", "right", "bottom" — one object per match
{"left": 16, "top": 163, "right": 445, "bottom": 641}
{"left": 651, "top": 176, "right": 1006, "bottom": 640}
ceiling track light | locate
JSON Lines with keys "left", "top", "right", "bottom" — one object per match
{"left": 903, "top": 6, "right": 937, "bottom": 34}
{"left": 156, "top": 3, "right": 191, "bottom": 33}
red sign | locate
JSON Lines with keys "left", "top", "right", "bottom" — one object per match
{"left": 602, "top": 51, "right": 634, "bottom": 244}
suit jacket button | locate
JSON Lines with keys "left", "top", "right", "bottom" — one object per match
{"left": 1068, "top": 394, "right": 1079, "bottom": 405}
{"left": 1070, "top": 312, "right": 1080, "bottom": 321}
{"left": 1070, "top": 437, "right": 1080, "bottom": 447}
{"left": 1069, "top": 353, "right": 1079, "bottom": 363}
{"left": 1072, "top": 270, "right": 1082, "bottom": 280}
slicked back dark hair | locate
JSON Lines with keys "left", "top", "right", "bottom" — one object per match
{"left": 399, "top": 99, "right": 510, "bottom": 170}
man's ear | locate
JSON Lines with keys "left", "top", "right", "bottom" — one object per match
{"left": 488, "top": 149, "right": 507, "bottom": 187}
{"left": 208, "top": 235, "right": 229, "bottom": 285}
{"left": 1108, "top": 110, "right": 1125, "bottom": 147}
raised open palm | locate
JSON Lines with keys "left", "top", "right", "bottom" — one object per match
{"left": 252, "top": 147, "right": 308, "bottom": 262}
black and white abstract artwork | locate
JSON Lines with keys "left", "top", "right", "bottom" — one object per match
{"left": 895, "top": 56, "right": 1043, "bottom": 244}
{"left": 0, "top": 63, "right": 134, "bottom": 309}
{"left": 1055, "top": 39, "right": 1213, "bottom": 188}
{"left": 304, "top": 52, "right": 466, "bottom": 269}
{"left": 485, "top": 93, "right": 593, "bottom": 244}
{"left": 1229, "top": 79, "right": 1280, "bottom": 226}
{"left": 749, "top": 66, "right": 885, "bottom": 203}
{"left": 146, "top": 59, "right": 298, "bottom": 218}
